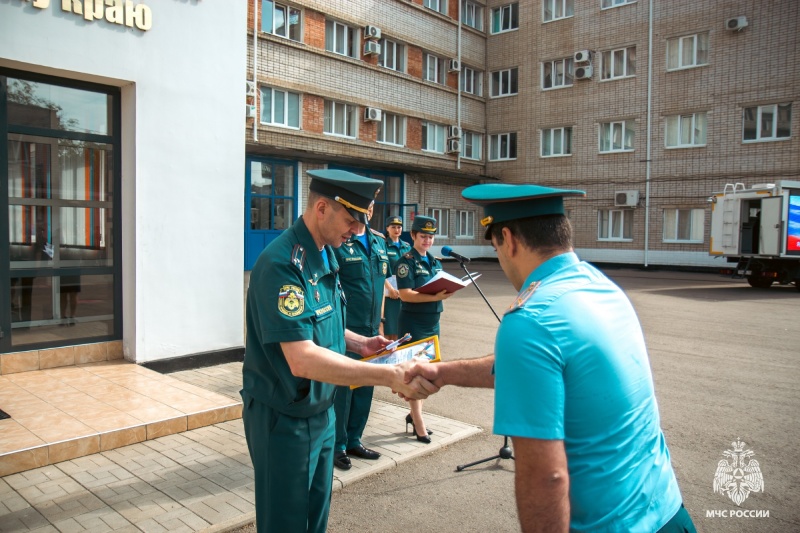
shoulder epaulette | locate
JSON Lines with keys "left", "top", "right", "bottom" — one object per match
{"left": 402, "top": 252, "right": 414, "bottom": 259}
{"left": 291, "top": 244, "right": 305, "bottom": 272}
{"left": 369, "top": 228, "right": 385, "bottom": 239}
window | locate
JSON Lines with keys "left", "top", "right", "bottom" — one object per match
{"left": 426, "top": 208, "right": 449, "bottom": 237}
{"left": 424, "top": 0, "right": 447, "bottom": 15}
{"left": 601, "top": 46, "right": 636, "bottom": 79}
{"left": 323, "top": 100, "right": 356, "bottom": 137}
{"left": 456, "top": 210, "right": 475, "bottom": 238}
{"left": 422, "top": 122, "right": 447, "bottom": 153}
{"left": 543, "top": 0, "right": 573, "bottom": 22}
{"left": 249, "top": 159, "right": 295, "bottom": 233}
{"left": 325, "top": 19, "right": 357, "bottom": 58}
{"left": 489, "top": 132, "right": 517, "bottom": 160}
{"left": 491, "top": 3, "right": 519, "bottom": 34}
{"left": 462, "top": 1, "right": 483, "bottom": 30}
{"left": 743, "top": 103, "right": 792, "bottom": 142}
{"left": 461, "top": 131, "right": 482, "bottom": 160}
{"left": 424, "top": 53, "right": 447, "bottom": 84}
{"left": 598, "top": 209, "right": 633, "bottom": 240}
{"left": 541, "top": 127, "right": 572, "bottom": 157}
{"left": 260, "top": 87, "right": 300, "bottom": 128}
{"left": 490, "top": 68, "right": 518, "bottom": 97}
{"left": 461, "top": 67, "right": 483, "bottom": 96}
{"left": 667, "top": 33, "right": 709, "bottom": 70}
{"left": 663, "top": 209, "right": 704, "bottom": 243}
{"left": 542, "top": 58, "right": 574, "bottom": 89}
{"left": 602, "top": 0, "right": 636, "bottom": 8}
{"left": 600, "top": 120, "right": 635, "bottom": 152}
{"left": 665, "top": 113, "right": 706, "bottom": 148}
{"left": 379, "top": 39, "right": 406, "bottom": 72}
{"left": 378, "top": 113, "right": 405, "bottom": 146}
{"left": 262, "top": 1, "right": 301, "bottom": 41}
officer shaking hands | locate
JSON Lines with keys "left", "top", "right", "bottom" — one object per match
{"left": 241, "top": 169, "right": 438, "bottom": 533}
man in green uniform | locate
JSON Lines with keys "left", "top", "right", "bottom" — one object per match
{"left": 331, "top": 205, "right": 390, "bottom": 470}
{"left": 242, "top": 169, "right": 436, "bottom": 533}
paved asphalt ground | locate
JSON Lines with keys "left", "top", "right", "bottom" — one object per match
{"left": 313, "top": 262, "right": 799, "bottom": 533}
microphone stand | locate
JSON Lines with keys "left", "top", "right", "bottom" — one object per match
{"left": 451, "top": 259, "right": 514, "bottom": 471}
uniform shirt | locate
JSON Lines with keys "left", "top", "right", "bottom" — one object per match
{"left": 395, "top": 248, "right": 443, "bottom": 314}
{"left": 243, "top": 217, "right": 346, "bottom": 418}
{"left": 333, "top": 227, "right": 390, "bottom": 336}
{"left": 385, "top": 238, "right": 412, "bottom": 274}
{"left": 494, "top": 252, "right": 682, "bottom": 533}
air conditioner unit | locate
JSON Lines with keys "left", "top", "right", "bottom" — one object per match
{"left": 446, "top": 139, "right": 461, "bottom": 153}
{"left": 725, "top": 16, "right": 748, "bottom": 31}
{"left": 447, "top": 125, "right": 462, "bottom": 139}
{"left": 448, "top": 59, "right": 461, "bottom": 72}
{"left": 364, "top": 25, "right": 382, "bottom": 40}
{"left": 614, "top": 190, "right": 639, "bottom": 207}
{"left": 364, "top": 107, "right": 382, "bottom": 122}
{"left": 364, "top": 41, "right": 381, "bottom": 56}
{"left": 575, "top": 65, "right": 593, "bottom": 80}
{"left": 246, "top": 80, "right": 256, "bottom": 97}
{"left": 574, "top": 50, "right": 591, "bottom": 63}
{"left": 246, "top": 104, "right": 257, "bottom": 118}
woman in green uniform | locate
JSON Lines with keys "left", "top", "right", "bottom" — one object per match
{"left": 383, "top": 215, "right": 412, "bottom": 340}
{"left": 395, "top": 215, "right": 452, "bottom": 443}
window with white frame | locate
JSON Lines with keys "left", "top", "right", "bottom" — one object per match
{"left": 600, "top": 120, "right": 635, "bottom": 152}
{"left": 543, "top": 0, "right": 573, "bottom": 22}
{"left": 379, "top": 39, "right": 406, "bottom": 72}
{"left": 461, "top": 131, "right": 482, "bottom": 160}
{"left": 422, "top": 122, "right": 447, "bottom": 153}
{"left": 667, "top": 33, "right": 709, "bottom": 70}
{"left": 378, "top": 113, "right": 405, "bottom": 146}
{"left": 462, "top": 0, "right": 483, "bottom": 30}
{"left": 598, "top": 209, "right": 633, "bottom": 240}
{"left": 262, "top": 1, "right": 302, "bottom": 41}
{"left": 743, "top": 103, "right": 792, "bottom": 142}
{"left": 489, "top": 132, "right": 517, "bottom": 160}
{"left": 663, "top": 209, "right": 704, "bottom": 242}
{"left": 602, "top": 0, "right": 636, "bottom": 8}
{"left": 491, "top": 2, "right": 519, "bottom": 34}
{"left": 490, "top": 68, "right": 518, "bottom": 97}
{"left": 424, "top": 53, "right": 447, "bottom": 84}
{"left": 323, "top": 100, "right": 356, "bottom": 137}
{"left": 541, "top": 127, "right": 572, "bottom": 157}
{"left": 542, "top": 58, "right": 574, "bottom": 89}
{"left": 601, "top": 46, "right": 636, "bottom": 79}
{"left": 666, "top": 113, "right": 707, "bottom": 148}
{"left": 425, "top": 208, "right": 449, "bottom": 237}
{"left": 424, "top": 0, "right": 447, "bottom": 15}
{"left": 461, "top": 67, "right": 483, "bottom": 96}
{"left": 325, "top": 19, "right": 358, "bottom": 58}
{"left": 260, "top": 86, "right": 300, "bottom": 128}
{"left": 456, "top": 210, "right": 475, "bottom": 238}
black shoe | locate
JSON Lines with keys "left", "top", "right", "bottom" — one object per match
{"left": 414, "top": 432, "right": 432, "bottom": 444}
{"left": 333, "top": 450, "right": 351, "bottom": 470}
{"left": 346, "top": 445, "right": 381, "bottom": 460}
{"left": 405, "top": 413, "right": 432, "bottom": 435}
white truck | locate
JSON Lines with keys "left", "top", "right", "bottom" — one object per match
{"left": 709, "top": 181, "right": 800, "bottom": 290}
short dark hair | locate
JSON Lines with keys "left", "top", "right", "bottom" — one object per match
{"left": 489, "top": 214, "right": 573, "bottom": 255}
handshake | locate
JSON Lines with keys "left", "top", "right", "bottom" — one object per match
{"left": 392, "top": 357, "right": 443, "bottom": 400}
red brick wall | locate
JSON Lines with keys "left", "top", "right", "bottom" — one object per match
{"left": 305, "top": 10, "right": 325, "bottom": 48}
{"left": 303, "top": 95, "right": 324, "bottom": 134}
{"left": 407, "top": 118, "right": 422, "bottom": 150}
{"left": 360, "top": 115, "right": 379, "bottom": 143}
{"left": 407, "top": 46, "right": 423, "bottom": 78}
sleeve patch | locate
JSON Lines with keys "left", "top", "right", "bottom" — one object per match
{"left": 278, "top": 285, "right": 305, "bottom": 317}
{"left": 397, "top": 264, "right": 409, "bottom": 278}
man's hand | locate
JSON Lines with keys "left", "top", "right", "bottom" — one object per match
{"left": 392, "top": 358, "right": 440, "bottom": 400}
{"left": 358, "top": 335, "right": 391, "bottom": 357}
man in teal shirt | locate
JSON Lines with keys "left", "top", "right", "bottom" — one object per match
{"left": 406, "top": 184, "right": 695, "bottom": 533}
{"left": 242, "top": 169, "right": 436, "bottom": 533}
{"left": 331, "top": 205, "right": 390, "bottom": 469}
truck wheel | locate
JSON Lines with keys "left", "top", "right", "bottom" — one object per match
{"left": 747, "top": 276, "right": 773, "bottom": 288}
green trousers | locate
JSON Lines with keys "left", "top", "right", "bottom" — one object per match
{"left": 657, "top": 504, "right": 696, "bottom": 533}
{"left": 241, "top": 391, "right": 335, "bottom": 533}
{"left": 334, "top": 383, "right": 374, "bottom": 451}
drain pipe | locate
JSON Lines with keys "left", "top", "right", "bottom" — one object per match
{"left": 252, "top": 0, "right": 258, "bottom": 142}
{"left": 643, "top": 0, "right": 654, "bottom": 267}
{"left": 456, "top": 2, "right": 462, "bottom": 170}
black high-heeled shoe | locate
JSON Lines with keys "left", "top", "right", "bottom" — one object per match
{"left": 405, "top": 413, "right": 433, "bottom": 436}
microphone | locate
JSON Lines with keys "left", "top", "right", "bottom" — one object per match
{"left": 441, "top": 245, "right": 471, "bottom": 263}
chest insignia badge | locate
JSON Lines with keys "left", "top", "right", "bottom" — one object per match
{"left": 278, "top": 285, "right": 305, "bottom": 317}
{"left": 397, "top": 264, "right": 409, "bottom": 278}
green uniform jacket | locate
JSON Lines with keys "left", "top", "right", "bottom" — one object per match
{"left": 333, "top": 227, "right": 390, "bottom": 336}
{"left": 243, "top": 217, "right": 346, "bottom": 418}
{"left": 385, "top": 237, "right": 412, "bottom": 275}
{"left": 395, "top": 248, "right": 444, "bottom": 314}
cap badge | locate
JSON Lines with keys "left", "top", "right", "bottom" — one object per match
{"left": 480, "top": 215, "right": 494, "bottom": 227}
